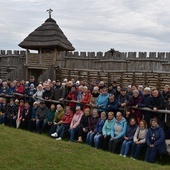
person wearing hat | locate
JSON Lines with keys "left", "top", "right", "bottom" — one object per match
{"left": 28, "top": 76, "right": 37, "bottom": 88}
{"left": 118, "top": 88, "right": 129, "bottom": 108}
{"left": 50, "top": 80, "right": 65, "bottom": 101}
{"left": 145, "top": 118, "right": 167, "bottom": 163}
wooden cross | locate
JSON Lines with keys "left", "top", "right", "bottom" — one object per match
{"left": 47, "top": 8, "right": 53, "bottom": 18}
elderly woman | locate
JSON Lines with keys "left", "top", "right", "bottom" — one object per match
{"left": 69, "top": 106, "right": 83, "bottom": 142}
{"left": 101, "top": 111, "right": 115, "bottom": 151}
{"left": 126, "top": 90, "right": 143, "bottom": 123}
{"left": 145, "top": 118, "right": 167, "bottom": 163}
{"left": 33, "top": 84, "right": 44, "bottom": 103}
{"left": 109, "top": 112, "right": 127, "bottom": 153}
{"left": 49, "top": 104, "right": 64, "bottom": 135}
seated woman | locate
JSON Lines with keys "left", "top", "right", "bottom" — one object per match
{"left": 40, "top": 104, "right": 55, "bottom": 134}
{"left": 51, "top": 106, "right": 73, "bottom": 140}
{"left": 145, "top": 118, "right": 167, "bottom": 163}
{"left": 86, "top": 109, "right": 99, "bottom": 146}
{"left": 101, "top": 111, "right": 115, "bottom": 151}
{"left": 109, "top": 112, "right": 127, "bottom": 153}
{"left": 69, "top": 106, "right": 83, "bottom": 142}
{"left": 130, "top": 120, "right": 148, "bottom": 160}
{"left": 94, "top": 111, "right": 107, "bottom": 148}
{"left": 120, "top": 118, "right": 137, "bottom": 157}
{"left": 49, "top": 104, "right": 64, "bottom": 135}
{"left": 76, "top": 108, "right": 91, "bottom": 143}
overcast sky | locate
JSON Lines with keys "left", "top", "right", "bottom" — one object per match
{"left": 0, "top": 0, "right": 170, "bottom": 53}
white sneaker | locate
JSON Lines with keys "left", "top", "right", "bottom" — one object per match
{"left": 123, "top": 155, "right": 127, "bottom": 157}
{"left": 56, "top": 137, "right": 62, "bottom": 141}
{"left": 119, "top": 154, "right": 123, "bottom": 156}
{"left": 51, "top": 132, "right": 58, "bottom": 138}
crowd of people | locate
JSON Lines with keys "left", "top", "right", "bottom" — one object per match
{"left": 0, "top": 76, "right": 170, "bottom": 163}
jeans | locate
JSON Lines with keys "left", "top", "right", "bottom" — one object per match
{"left": 57, "top": 124, "right": 70, "bottom": 139}
{"left": 49, "top": 124, "right": 58, "bottom": 136}
{"left": 86, "top": 132, "right": 96, "bottom": 146}
{"left": 120, "top": 140, "right": 133, "bottom": 156}
{"left": 0, "top": 115, "right": 5, "bottom": 124}
{"left": 131, "top": 142, "right": 146, "bottom": 159}
{"left": 94, "top": 134, "right": 103, "bottom": 148}
{"left": 69, "top": 127, "right": 79, "bottom": 142}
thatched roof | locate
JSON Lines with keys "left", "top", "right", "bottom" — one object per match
{"left": 19, "top": 18, "right": 75, "bottom": 51}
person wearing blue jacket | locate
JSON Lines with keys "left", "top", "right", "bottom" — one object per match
{"left": 96, "top": 87, "right": 109, "bottom": 114}
{"left": 120, "top": 118, "right": 137, "bottom": 157}
{"left": 93, "top": 112, "right": 107, "bottom": 148}
{"left": 145, "top": 118, "right": 167, "bottom": 163}
{"left": 105, "top": 94, "right": 118, "bottom": 113}
{"left": 109, "top": 112, "right": 127, "bottom": 153}
{"left": 101, "top": 111, "right": 115, "bottom": 150}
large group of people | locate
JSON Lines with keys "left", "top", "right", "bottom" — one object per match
{"left": 0, "top": 76, "right": 170, "bottom": 163}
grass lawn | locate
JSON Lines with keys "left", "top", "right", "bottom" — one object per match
{"left": 0, "top": 125, "right": 169, "bottom": 170}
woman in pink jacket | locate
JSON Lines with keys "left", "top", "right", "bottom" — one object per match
{"left": 69, "top": 106, "right": 83, "bottom": 142}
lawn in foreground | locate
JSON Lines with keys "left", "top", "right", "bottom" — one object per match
{"left": 0, "top": 126, "right": 169, "bottom": 170}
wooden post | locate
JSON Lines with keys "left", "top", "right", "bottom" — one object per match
{"left": 26, "top": 49, "right": 29, "bottom": 65}
{"left": 39, "top": 49, "right": 42, "bottom": 65}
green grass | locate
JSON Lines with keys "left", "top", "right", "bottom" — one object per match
{"left": 0, "top": 126, "right": 169, "bottom": 170}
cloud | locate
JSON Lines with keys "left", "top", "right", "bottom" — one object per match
{"left": 0, "top": 0, "right": 170, "bottom": 52}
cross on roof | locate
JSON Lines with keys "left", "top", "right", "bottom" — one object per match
{"left": 47, "top": 8, "right": 53, "bottom": 18}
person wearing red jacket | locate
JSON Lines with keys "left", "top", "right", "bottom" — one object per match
{"left": 81, "top": 86, "right": 91, "bottom": 110}
{"left": 66, "top": 86, "right": 77, "bottom": 112}
{"left": 51, "top": 106, "right": 73, "bottom": 140}
{"left": 14, "top": 80, "right": 24, "bottom": 99}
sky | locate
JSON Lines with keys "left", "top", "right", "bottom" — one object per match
{"left": 0, "top": 0, "right": 170, "bottom": 53}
